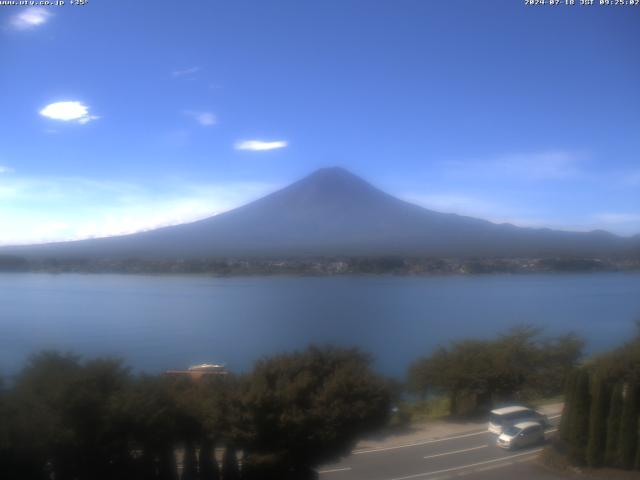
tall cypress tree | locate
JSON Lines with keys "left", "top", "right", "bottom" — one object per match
{"left": 635, "top": 418, "right": 640, "bottom": 471}
{"left": 569, "top": 369, "right": 590, "bottom": 465}
{"left": 587, "top": 374, "right": 610, "bottom": 467}
{"left": 618, "top": 383, "right": 639, "bottom": 469}
{"left": 605, "top": 382, "right": 624, "bottom": 467}
{"left": 560, "top": 370, "right": 578, "bottom": 443}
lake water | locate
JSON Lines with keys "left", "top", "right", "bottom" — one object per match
{"left": 1, "top": 273, "right": 639, "bottom": 378}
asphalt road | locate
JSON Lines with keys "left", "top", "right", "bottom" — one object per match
{"left": 318, "top": 417, "right": 561, "bottom": 480}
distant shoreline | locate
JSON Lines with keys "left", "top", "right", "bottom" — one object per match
{"left": 1, "top": 255, "right": 639, "bottom": 276}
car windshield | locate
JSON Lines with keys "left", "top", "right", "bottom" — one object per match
{"left": 503, "top": 426, "right": 521, "bottom": 436}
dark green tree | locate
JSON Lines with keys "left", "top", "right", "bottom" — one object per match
{"left": 559, "top": 370, "right": 577, "bottom": 443}
{"left": 114, "top": 376, "right": 181, "bottom": 480}
{"left": 408, "top": 347, "right": 453, "bottom": 405}
{"left": 635, "top": 421, "right": 640, "bottom": 471}
{"left": 232, "top": 346, "right": 390, "bottom": 478}
{"left": 535, "top": 333, "right": 584, "bottom": 397}
{"left": 2, "top": 352, "right": 133, "bottom": 480}
{"left": 586, "top": 374, "right": 610, "bottom": 467}
{"left": 409, "top": 327, "right": 583, "bottom": 416}
{"left": 605, "top": 382, "right": 624, "bottom": 467}
{"left": 568, "top": 369, "right": 590, "bottom": 465}
{"left": 618, "top": 383, "right": 638, "bottom": 469}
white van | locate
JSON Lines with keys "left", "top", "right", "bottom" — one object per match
{"left": 488, "top": 405, "right": 548, "bottom": 435}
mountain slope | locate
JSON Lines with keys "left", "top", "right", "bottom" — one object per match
{"left": 2, "top": 167, "right": 635, "bottom": 259}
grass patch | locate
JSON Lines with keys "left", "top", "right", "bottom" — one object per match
{"left": 389, "top": 396, "right": 451, "bottom": 426}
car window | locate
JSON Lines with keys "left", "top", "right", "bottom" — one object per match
{"left": 503, "top": 426, "right": 520, "bottom": 436}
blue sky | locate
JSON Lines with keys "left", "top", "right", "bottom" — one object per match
{"left": 1, "top": 0, "right": 639, "bottom": 245}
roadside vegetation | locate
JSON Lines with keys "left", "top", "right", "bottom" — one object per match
{"left": 406, "top": 326, "right": 583, "bottom": 417}
{"left": 0, "top": 346, "right": 390, "bottom": 480}
{"left": 2, "top": 325, "right": 625, "bottom": 479}
{"left": 553, "top": 325, "right": 640, "bottom": 472}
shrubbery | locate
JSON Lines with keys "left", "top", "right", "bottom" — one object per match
{"left": 0, "top": 346, "right": 390, "bottom": 480}
{"left": 407, "top": 326, "right": 583, "bottom": 415}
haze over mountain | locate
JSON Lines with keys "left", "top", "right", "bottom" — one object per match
{"left": 2, "top": 167, "right": 638, "bottom": 260}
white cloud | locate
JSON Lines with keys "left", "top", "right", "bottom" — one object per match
{"left": 184, "top": 110, "right": 217, "bottom": 126}
{"left": 39, "top": 101, "right": 99, "bottom": 124}
{"left": 172, "top": 67, "right": 200, "bottom": 77}
{"left": 9, "top": 8, "right": 52, "bottom": 30}
{"left": 0, "top": 175, "right": 278, "bottom": 245}
{"left": 0, "top": 166, "right": 13, "bottom": 174}
{"left": 235, "top": 140, "right": 288, "bottom": 151}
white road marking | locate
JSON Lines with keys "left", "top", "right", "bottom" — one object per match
{"left": 423, "top": 445, "right": 488, "bottom": 459}
{"left": 318, "top": 467, "right": 352, "bottom": 474}
{"left": 386, "top": 448, "right": 543, "bottom": 480}
{"left": 353, "top": 430, "right": 488, "bottom": 455}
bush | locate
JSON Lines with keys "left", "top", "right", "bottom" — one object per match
{"left": 231, "top": 346, "right": 391, "bottom": 475}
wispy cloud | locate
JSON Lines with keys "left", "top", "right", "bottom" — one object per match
{"left": 0, "top": 175, "right": 278, "bottom": 245}
{"left": 172, "top": 66, "right": 200, "bottom": 78}
{"left": 497, "top": 151, "right": 583, "bottom": 179}
{"left": 0, "top": 166, "right": 13, "bottom": 174}
{"left": 184, "top": 110, "right": 217, "bottom": 126}
{"left": 593, "top": 213, "right": 640, "bottom": 224}
{"left": 235, "top": 140, "right": 288, "bottom": 151}
{"left": 9, "top": 8, "right": 52, "bottom": 30}
{"left": 444, "top": 150, "right": 585, "bottom": 181}
{"left": 39, "top": 101, "right": 99, "bottom": 124}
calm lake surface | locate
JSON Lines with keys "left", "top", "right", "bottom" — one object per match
{"left": 1, "top": 273, "right": 639, "bottom": 377}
